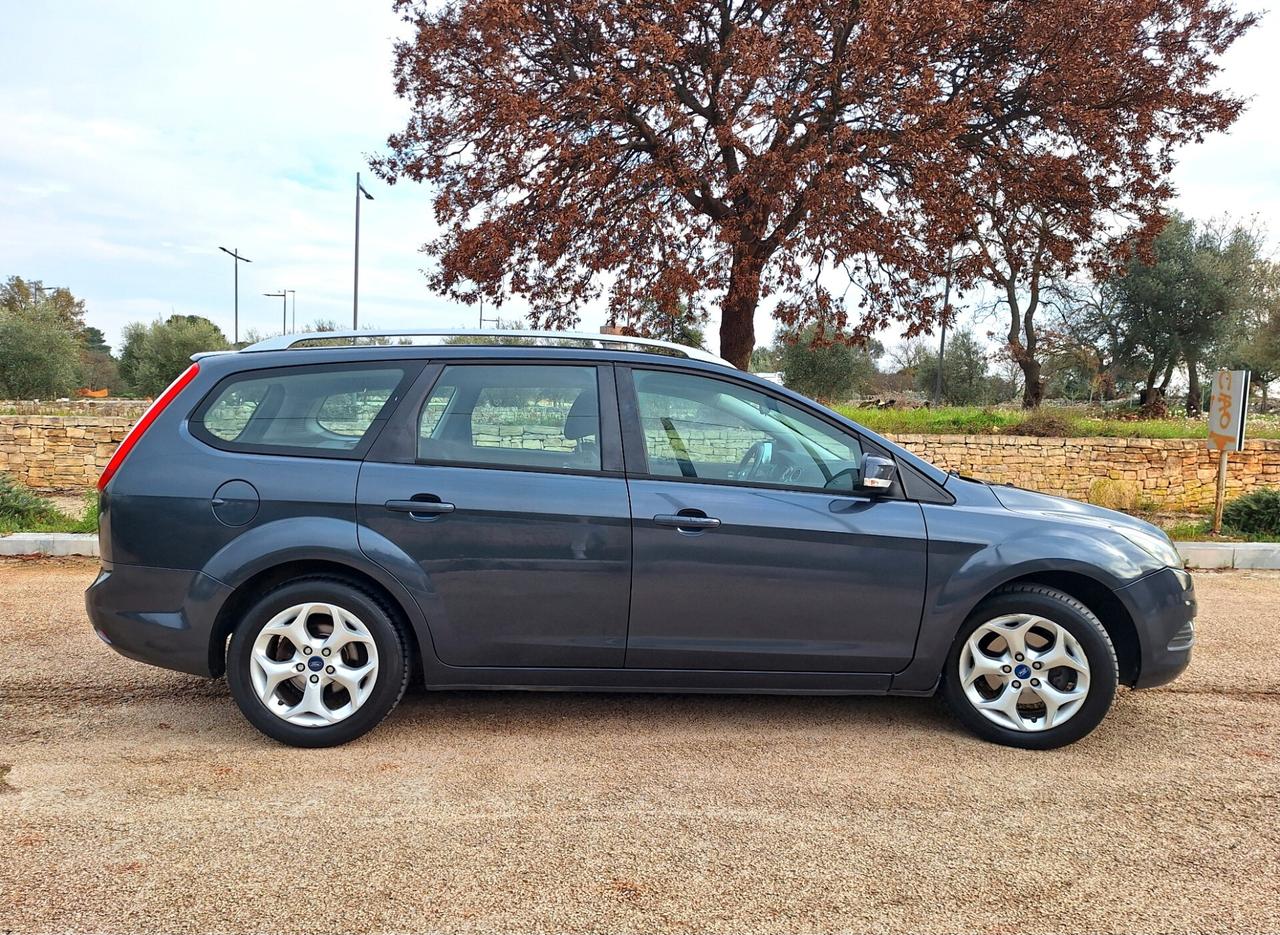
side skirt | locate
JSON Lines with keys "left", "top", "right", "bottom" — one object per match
{"left": 417, "top": 664, "right": 892, "bottom": 694}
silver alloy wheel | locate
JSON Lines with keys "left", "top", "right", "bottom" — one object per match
{"left": 249, "top": 602, "right": 380, "bottom": 727}
{"left": 958, "top": 613, "right": 1091, "bottom": 732}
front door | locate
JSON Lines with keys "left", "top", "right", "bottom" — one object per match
{"left": 620, "top": 367, "right": 928, "bottom": 672}
{"left": 358, "top": 362, "right": 631, "bottom": 668}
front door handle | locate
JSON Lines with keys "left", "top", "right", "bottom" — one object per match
{"left": 653, "top": 512, "right": 721, "bottom": 531}
{"left": 385, "top": 498, "right": 455, "bottom": 516}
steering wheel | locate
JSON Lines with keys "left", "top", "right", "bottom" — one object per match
{"left": 735, "top": 440, "right": 773, "bottom": 480}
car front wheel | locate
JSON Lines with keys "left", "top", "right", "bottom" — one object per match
{"left": 226, "top": 577, "right": 409, "bottom": 747}
{"left": 942, "top": 584, "right": 1119, "bottom": 749}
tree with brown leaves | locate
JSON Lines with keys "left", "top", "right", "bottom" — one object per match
{"left": 376, "top": 0, "right": 1254, "bottom": 370}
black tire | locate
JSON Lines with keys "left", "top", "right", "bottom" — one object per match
{"left": 941, "top": 584, "right": 1118, "bottom": 750}
{"left": 226, "top": 576, "right": 409, "bottom": 748}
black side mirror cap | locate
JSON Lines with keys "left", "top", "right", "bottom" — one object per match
{"left": 858, "top": 454, "right": 896, "bottom": 492}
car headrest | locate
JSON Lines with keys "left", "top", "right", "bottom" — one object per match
{"left": 563, "top": 390, "right": 599, "bottom": 440}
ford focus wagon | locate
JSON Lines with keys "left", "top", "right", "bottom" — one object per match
{"left": 86, "top": 329, "right": 1196, "bottom": 748}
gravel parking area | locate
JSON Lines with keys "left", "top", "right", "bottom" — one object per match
{"left": 1, "top": 559, "right": 1277, "bottom": 934}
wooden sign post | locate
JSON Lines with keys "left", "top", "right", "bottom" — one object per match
{"left": 1207, "top": 369, "right": 1250, "bottom": 535}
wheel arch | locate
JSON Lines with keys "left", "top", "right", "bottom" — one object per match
{"left": 986, "top": 570, "right": 1140, "bottom": 687}
{"left": 207, "top": 558, "right": 426, "bottom": 681}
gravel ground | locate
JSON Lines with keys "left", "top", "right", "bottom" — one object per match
{"left": 0, "top": 558, "right": 1277, "bottom": 934}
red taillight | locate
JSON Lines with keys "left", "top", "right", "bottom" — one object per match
{"left": 97, "top": 362, "right": 201, "bottom": 492}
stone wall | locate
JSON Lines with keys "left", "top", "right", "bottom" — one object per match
{"left": 893, "top": 434, "right": 1280, "bottom": 510}
{"left": 0, "top": 416, "right": 136, "bottom": 490}
{"left": 2, "top": 412, "right": 1279, "bottom": 510}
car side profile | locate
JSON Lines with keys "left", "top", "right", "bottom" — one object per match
{"left": 85, "top": 329, "right": 1196, "bottom": 749}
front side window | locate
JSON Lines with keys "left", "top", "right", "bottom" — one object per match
{"left": 193, "top": 365, "right": 409, "bottom": 454}
{"left": 631, "top": 369, "right": 862, "bottom": 490}
{"left": 418, "top": 364, "right": 601, "bottom": 471}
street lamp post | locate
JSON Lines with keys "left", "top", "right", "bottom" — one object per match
{"left": 264, "top": 290, "right": 288, "bottom": 334}
{"left": 353, "top": 172, "right": 374, "bottom": 329}
{"left": 286, "top": 289, "right": 296, "bottom": 333}
{"left": 218, "top": 247, "right": 252, "bottom": 344}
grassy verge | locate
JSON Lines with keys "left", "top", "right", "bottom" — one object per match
{"left": 0, "top": 476, "right": 98, "bottom": 535}
{"left": 1160, "top": 517, "right": 1280, "bottom": 543}
{"left": 835, "top": 405, "right": 1280, "bottom": 440}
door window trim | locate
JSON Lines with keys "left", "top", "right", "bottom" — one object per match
{"left": 367, "top": 359, "right": 625, "bottom": 477}
{"left": 615, "top": 363, "right": 905, "bottom": 500}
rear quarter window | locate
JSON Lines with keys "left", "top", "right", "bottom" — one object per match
{"left": 191, "top": 363, "right": 413, "bottom": 457}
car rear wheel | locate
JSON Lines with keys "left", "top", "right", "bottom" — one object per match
{"left": 942, "top": 584, "right": 1118, "bottom": 749}
{"left": 226, "top": 577, "right": 409, "bottom": 747}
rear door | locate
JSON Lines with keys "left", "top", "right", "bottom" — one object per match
{"left": 357, "top": 361, "right": 631, "bottom": 668}
{"left": 619, "top": 366, "right": 928, "bottom": 673}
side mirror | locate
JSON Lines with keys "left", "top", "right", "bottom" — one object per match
{"left": 858, "top": 454, "right": 896, "bottom": 492}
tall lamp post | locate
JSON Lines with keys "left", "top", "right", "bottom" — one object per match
{"left": 353, "top": 172, "right": 374, "bottom": 329}
{"left": 264, "top": 290, "right": 288, "bottom": 334}
{"left": 286, "top": 289, "right": 296, "bottom": 333}
{"left": 218, "top": 247, "right": 252, "bottom": 344}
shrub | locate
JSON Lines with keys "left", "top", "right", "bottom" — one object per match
{"left": 1222, "top": 488, "right": 1280, "bottom": 537}
{"left": 0, "top": 304, "right": 81, "bottom": 398}
{"left": 778, "top": 327, "right": 880, "bottom": 402}
{"left": 119, "top": 315, "right": 230, "bottom": 396}
{"left": 1088, "top": 478, "right": 1139, "bottom": 511}
{"left": 0, "top": 472, "right": 60, "bottom": 527}
{"left": 71, "top": 492, "right": 100, "bottom": 533}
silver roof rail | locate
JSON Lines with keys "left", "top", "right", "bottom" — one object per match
{"left": 239, "top": 328, "right": 734, "bottom": 367}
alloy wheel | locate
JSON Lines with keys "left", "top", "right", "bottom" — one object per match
{"left": 249, "top": 602, "right": 380, "bottom": 727}
{"left": 958, "top": 613, "right": 1091, "bottom": 732}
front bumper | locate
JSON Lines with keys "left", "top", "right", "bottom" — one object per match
{"left": 1117, "top": 566, "right": 1197, "bottom": 689}
{"left": 85, "top": 561, "right": 233, "bottom": 678}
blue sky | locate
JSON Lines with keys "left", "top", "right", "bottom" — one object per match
{"left": 2, "top": 0, "right": 1276, "bottom": 356}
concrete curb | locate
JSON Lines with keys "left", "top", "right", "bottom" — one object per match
{"left": 2, "top": 533, "right": 1279, "bottom": 570}
{"left": 1176, "top": 541, "right": 1280, "bottom": 570}
{"left": 0, "top": 533, "right": 99, "bottom": 557}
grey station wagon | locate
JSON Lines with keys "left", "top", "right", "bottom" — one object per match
{"left": 85, "top": 329, "right": 1196, "bottom": 748}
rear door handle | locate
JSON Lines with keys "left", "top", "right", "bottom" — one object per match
{"left": 653, "top": 512, "right": 721, "bottom": 531}
{"left": 385, "top": 499, "right": 455, "bottom": 516}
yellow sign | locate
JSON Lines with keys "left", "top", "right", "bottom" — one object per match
{"left": 1207, "top": 369, "right": 1250, "bottom": 452}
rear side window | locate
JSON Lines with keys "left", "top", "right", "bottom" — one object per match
{"left": 418, "top": 364, "right": 601, "bottom": 471}
{"left": 192, "top": 364, "right": 412, "bottom": 456}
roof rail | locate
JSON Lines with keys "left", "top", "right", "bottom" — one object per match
{"left": 239, "top": 328, "right": 734, "bottom": 367}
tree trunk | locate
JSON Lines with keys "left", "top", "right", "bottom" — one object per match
{"left": 1185, "top": 352, "right": 1202, "bottom": 415}
{"left": 1003, "top": 270, "right": 1044, "bottom": 409}
{"left": 720, "top": 247, "right": 766, "bottom": 370}
{"left": 1159, "top": 357, "right": 1176, "bottom": 395}
{"left": 1020, "top": 357, "right": 1044, "bottom": 408}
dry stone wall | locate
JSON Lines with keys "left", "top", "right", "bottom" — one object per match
{"left": 893, "top": 434, "right": 1280, "bottom": 510}
{"left": 0, "top": 416, "right": 137, "bottom": 490}
{"left": 2, "top": 411, "right": 1279, "bottom": 509}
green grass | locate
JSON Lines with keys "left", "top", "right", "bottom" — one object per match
{"left": 836, "top": 406, "right": 1021, "bottom": 435}
{"left": 0, "top": 486, "right": 98, "bottom": 535}
{"left": 835, "top": 405, "right": 1280, "bottom": 440}
{"left": 1159, "top": 516, "right": 1280, "bottom": 543}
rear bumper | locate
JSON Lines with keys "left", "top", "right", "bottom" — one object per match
{"left": 85, "top": 561, "right": 233, "bottom": 678}
{"left": 1117, "top": 566, "right": 1197, "bottom": 689}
